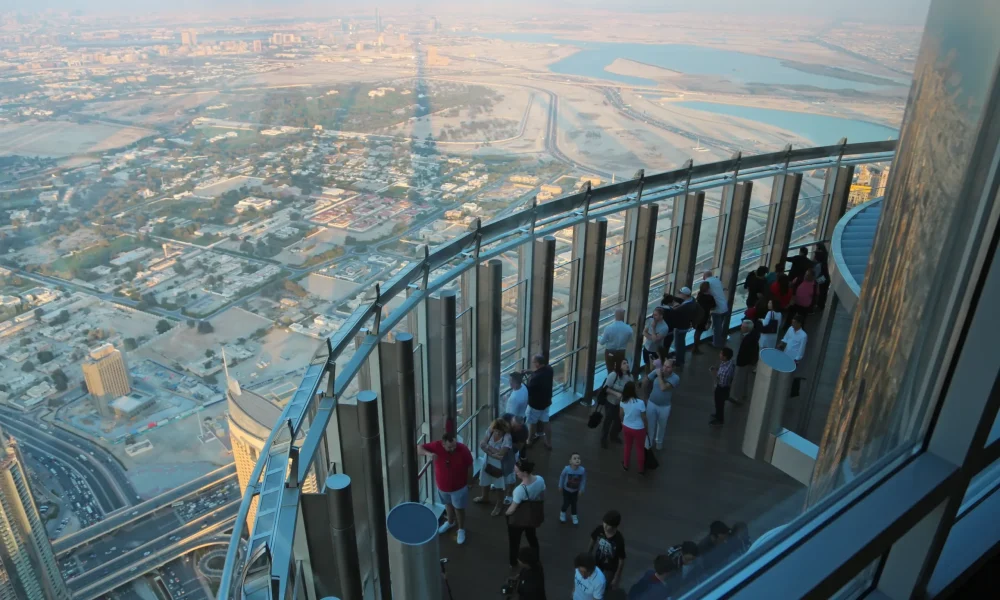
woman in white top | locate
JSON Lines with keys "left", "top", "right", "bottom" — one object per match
{"left": 476, "top": 418, "right": 513, "bottom": 516}
{"left": 505, "top": 459, "right": 546, "bottom": 569}
{"left": 759, "top": 299, "right": 782, "bottom": 349}
{"left": 618, "top": 381, "right": 648, "bottom": 474}
{"left": 600, "top": 359, "right": 634, "bottom": 448}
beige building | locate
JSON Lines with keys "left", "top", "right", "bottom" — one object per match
{"left": 0, "top": 428, "right": 71, "bottom": 600}
{"left": 81, "top": 344, "right": 131, "bottom": 418}
{"left": 227, "top": 379, "right": 317, "bottom": 532}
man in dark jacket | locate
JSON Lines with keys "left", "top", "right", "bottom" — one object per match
{"left": 785, "top": 247, "right": 815, "bottom": 282}
{"left": 627, "top": 554, "right": 677, "bottom": 600}
{"left": 743, "top": 266, "right": 769, "bottom": 308}
{"left": 525, "top": 354, "right": 554, "bottom": 450}
{"left": 731, "top": 320, "right": 759, "bottom": 404}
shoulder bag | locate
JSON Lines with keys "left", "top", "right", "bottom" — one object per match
{"left": 481, "top": 430, "right": 504, "bottom": 478}
{"left": 508, "top": 483, "right": 545, "bottom": 528}
{"left": 761, "top": 312, "right": 779, "bottom": 334}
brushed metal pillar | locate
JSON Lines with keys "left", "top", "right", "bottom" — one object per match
{"left": 386, "top": 502, "right": 442, "bottom": 600}
{"left": 527, "top": 236, "right": 556, "bottom": 361}
{"left": 301, "top": 475, "right": 363, "bottom": 600}
{"left": 625, "top": 205, "right": 658, "bottom": 372}
{"left": 816, "top": 165, "right": 855, "bottom": 243}
{"left": 671, "top": 191, "right": 705, "bottom": 292}
{"left": 763, "top": 173, "right": 802, "bottom": 273}
{"left": 476, "top": 260, "right": 502, "bottom": 421}
{"left": 719, "top": 182, "right": 753, "bottom": 311}
{"left": 426, "top": 290, "right": 457, "bottom": 435}
{"left": 574, "top": 218, "right": 608, "bottom": 400}
{"left": 394, "top": 333, "right": 420, "bottom": 503}
{"left": 357, "top": 390, "right": 391, "bottom": 600}
{"left": 742, "top": 349, "right": 797, "bottom": 461}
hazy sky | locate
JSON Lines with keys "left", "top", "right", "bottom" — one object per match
{"left": 4, "top": 0, "right": 932, "bottom": 26}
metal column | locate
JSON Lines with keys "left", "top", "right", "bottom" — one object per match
{"left": 386, "top": 502, "right": 443, "bottom": 600}
{"left": 527, "top": 236, "right": 556, "bottom": 361}
{"left": 762, "top": 173, "right": 803, "bottom": 273}
{"left": 718, "top": 182, "right": 753, "bottom": 311}
{"left": 574, "top": 218, "right": 608, "bottom": 401}
{"left": 300, "top": 475, "right": 363, "bottom": 600}
{"left": 670, "top": 191, "right": 705, "bottom": 292}
{"left": 742, "top": 349, "right": 797, "bottom": 461}
{"left": 816, "top": 165, "right": 855, "bottom": 243}
{"left": 476, "top": 260, "right": 503, "bottom": 421}
{"left": 426, "top": 290, "right": 457, "bottom": 436}
{"left": 625, "top": 205, "right": 659, "bottom": 372}
{"left": 378, "top": 333, "right": 419, "bottom": 506}
{"left": 357, "top": 390, "right": 391, "bottom": 600}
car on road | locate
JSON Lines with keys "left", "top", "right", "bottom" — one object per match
{"left": 143, "top": 551, "right": 151, "bottom": 557}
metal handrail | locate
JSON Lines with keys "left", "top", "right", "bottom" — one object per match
{"left": 220, "top": 141, "right": 897, "bottom": 598}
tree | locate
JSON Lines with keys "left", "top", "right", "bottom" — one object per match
{"left": 197, "top": 321, "right": 214, "bottom": 334}
{"left": 203, "top": 374, "right": 218, "bottom": 385}
{"left": 203, "top": 360, "right": 212, "bottom": 369}
{"left": 174, "top": 262, "right": 188, "bottom": 275}
{"left": 239, "top": 241, "right": 254, "bottom": 254}
{"left": 34, "top": 307, "right": 44, "bottom": 320}
{"left": 51, "top": 369, "right": 68, "bottom": 391}
{"left": 124, "top": 337, "right": 138, "bottom": 351}
{"left": 37, "top": 350, "right": 54, "bottom": 364}
{"left": 186, "top": 319, "right": 196, "bottom": 328}
{"left": 156, "top": 319, "right": 173, "bottom": 334}
{"left": 22, "top": 361, "right": 35, "bottom": 373}
{"left": 205, "top": 349, "right": 215, "bottom": 358}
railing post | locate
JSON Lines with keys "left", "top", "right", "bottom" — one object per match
{"left": 426, "top": 290, "right": 457, "bottom": 436}
{"left": 712, "top": 152, "right": 742, "bottom": 274}
{"left": 357, "top": 390, "right": 391, "bottom": 600}
{"left": 762, "top": 172, "right": 803, "bottom": 274}
{"left": 671, "top": 190, "right": 706, "bottom": 292}
{"left": 527, "top": 236, "right": 556, "bottom": 361}
{"left": 393, "top": 333, "right": 420, "bottom": 503}
{"left": 625, "top": 204, "right": 659, "bottom": 373}
{"left": 300, "top": 474, "right": 363, "bottom": 600}
{"left": 574, "top": 218, "right": 608, "bottom": 399}
{"left": 719, "top": 182, "right": 753, "bottom": 311}
{"left": 476, "top": 260, "right": 503, "bottom": 421}
{"left": 817, "top": 165, "right": 856, "bottom": 243}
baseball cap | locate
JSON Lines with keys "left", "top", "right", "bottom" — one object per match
{"left": 679, "top": 286, "right": 692, "bottom": 296}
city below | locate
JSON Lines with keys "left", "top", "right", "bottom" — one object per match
{"left": 0, "top": 4, "right": 914, "bottom": 600}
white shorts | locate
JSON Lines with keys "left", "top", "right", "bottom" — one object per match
{"left": 525, "top": 406, "right": 550, "bottom": 424}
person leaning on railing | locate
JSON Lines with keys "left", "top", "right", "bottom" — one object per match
{"left": 599, "top": 308, "right": 633, "bottom": 375}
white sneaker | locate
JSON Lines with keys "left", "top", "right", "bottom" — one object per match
{"left": 572, "top": 515, "right": 579, "bottom": 525}
{"left": 559, "top": 511, "right": 566, "bottom": 523}
{"left": 438, "top": 521, "right": 454, "bottom": 535}
{"left": 504, "top": 496, "right": 513, "bottom": 505}
{"left": 456, "top": 529, "right": 466, "bottom": 545}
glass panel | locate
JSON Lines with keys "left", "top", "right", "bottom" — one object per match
{"left": 502, "top": 280, "right": 525, "bottom": 363}
{"left": 849, "top": 160, "right": 894, "bottom": 207}
{"left": 552, "top": 258, "right": 578, "bottom": 323}
{"left": 794, "top": 168, "right": 829, "bottom": 245}
{"left": 601, "top": 242, "right": 629, "bottom": 310}
{"left": 695, "top": 215, "right": 720, "bottom": 274}
{"left": 650, "top": 199, "right": 675, "bottom": 289}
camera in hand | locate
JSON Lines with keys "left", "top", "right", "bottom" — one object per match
{"left": 500, "top": 577, "right": 517, "bottom": 597}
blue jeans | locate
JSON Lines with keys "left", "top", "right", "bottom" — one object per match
{"left": 673, "top": 328, "right": 689, "bottom": 366}
{"left": 712, "top": 311, "right": 731, "bottom": 347}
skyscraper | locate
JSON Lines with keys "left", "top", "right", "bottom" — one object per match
{"left": 0, "top": 429, "right": 70, "bottom": 600}
{"left": 180, "top": 30, "right": 197, "bottom": 47}
{"left": 226, "top": 374, "right": 317, "bottom": 531}
{"left": 375, "top": 8, "right": 382, "bottom": 34}
{"left": 252, "top": 39, "right": 263, "bottom": 53}
{"left": 81, "top": 343, "right": 130, "bottom": 418}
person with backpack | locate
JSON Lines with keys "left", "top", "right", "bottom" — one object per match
{"left": 505, "top": 458, "right": 546, "bottom": 570}
{"left": 665, "top": 287, "right": 699, "bottom": 369}
{"left": 691, "top": 281, "right": 716, "bottom": 355}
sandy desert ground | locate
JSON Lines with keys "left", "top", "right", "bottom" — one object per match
{"left": 0, "top": 120, "right": 155, "bottom": 158}
{"left": 78, "top": 90, "right": 221, "bottom": 126}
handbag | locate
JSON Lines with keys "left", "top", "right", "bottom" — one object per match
{"left": 484, "top": 462, "right": 503, "bottom": 478}
{"left": 508, "top": 483, "right": 545, "bottom": 528}
{"left": 587, "top": 400, "right": 604, "bottom": 429}
{"left": 761, "top": 312, "right": 778, "bottom": 334}
{"left": 644, "top": 436, "right": 660, "bottom": 471}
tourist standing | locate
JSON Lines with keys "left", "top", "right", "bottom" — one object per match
{"left": 618, "top": 382, "right": 647, "bottom": 474}
{"left": 743, "top": 266, "right": 769, "bottom": 309}
{"left": 668, "top": 287, "right": 697, "bottom": 369}
{"left": 641, "top": 307, "right": 670, "bottom": 373}
{"left": 600, "top": 308, "right": 633, "bottom": 375}
{"left": 506, "top": 459, "right": 546, "bottom": 569}
{"left": 785, "top": 247, "right": 815, "bottom": 282}
{"left": 526, "top": 355, "right": 554, "bottom": 450}
{"left": 512, "top": 547, "right": 547, "bottom": 600}
{"left": 417, "top": 432, "right": 473, "bottom": 544}
{"left": 697, "top": 271, "right": 730, "bottom": 348}
{"left": 691, "top": 282, "right": 716, "bottom": 355}
{"left": 590, "top": 510, "right": 627, "bottom": 590}
{"left": 505, "top": 371, "right": 529, "bottom": 422}
{"left": 627, "top": 555, "right": 678, "bottom": 600}
{"left": 732, "top": 320, "right": 759, "bottom": 404}
{"left": 475, "top": 418, "right": 513, "bottom": 517}
{"left": 759, "top": 300, "right": 782, "bottom": 349}
{"left": 646, "top": 359, "right": 679, "bottom": 450}
{"left": 788, "top": 269, "right": 819, "bottom": 325}
{"left": 778, "top": 315, "right": 808, "bottom": 366}
{"left": 573, "top": 553, "right": 607, "bottom": 600}
{"left": 709, "top": 348, "right": 735, "bottom": 426}
{"left": 600, "top": 359, "right": 633, "bottom": 448}
{"left": 558, "top": 452, "right": 587, "bottom": 525}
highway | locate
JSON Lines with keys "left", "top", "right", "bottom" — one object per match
{"left": 0, "top": 408, "right": 137, "bottom": 513}
{"left": 54, "top": 464, "right": 236, "bottom": 556}
{"left": 69, "top": 503, "right": 236, "bottom": 600}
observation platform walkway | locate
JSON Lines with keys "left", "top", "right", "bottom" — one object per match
{"left": 442, "top": 337, "right": 805, "bottom": 599}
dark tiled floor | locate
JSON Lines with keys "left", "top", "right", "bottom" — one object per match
{"left": 439, "top": 339, "right": 806, "bottom": 599}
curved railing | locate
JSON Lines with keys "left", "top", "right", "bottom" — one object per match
{"left": 219, "top": 139, "right": 897, "bottom": 599}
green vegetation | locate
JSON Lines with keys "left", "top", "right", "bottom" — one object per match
{"left": 51, "top": 369, "right": 68, "bottom": 391}
{"left": 156, "top": 319, "right": 173, "bottom": 334}
{"left": 197, "top": 321, "right": 214, "bottom": 334}
{"left": 301, "top": 246, "right": 345, "bottom": 267}
{"left": 43, "top": 235, "right": 151, "bottom": 279}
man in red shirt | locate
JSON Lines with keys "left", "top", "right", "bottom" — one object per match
{"left": 417, "top": 432, "right": 473, "bottom": 544}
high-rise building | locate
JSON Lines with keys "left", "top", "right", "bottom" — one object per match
{"left": 226, "top": 375, "right": 316, "bottom": 530}
{"left": 180, "top": 30, "right": 197, "bottom": 47}
{"left": 81, "top": 343, "right": 130, "bottom": 418}
{"left": 429, "top": 16, "right": 439, "bottom": 32}
{"left": 271, "top": 32, "right": 282, "bottom": 46}
{"left": 252, "top": 39, "right": 263, "bottom": 53}
{"left": 0, "top": 429, "right": 70, "bottom": 600}
{"left": 375, "top": 8, "right": 382, "bottom": 34}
